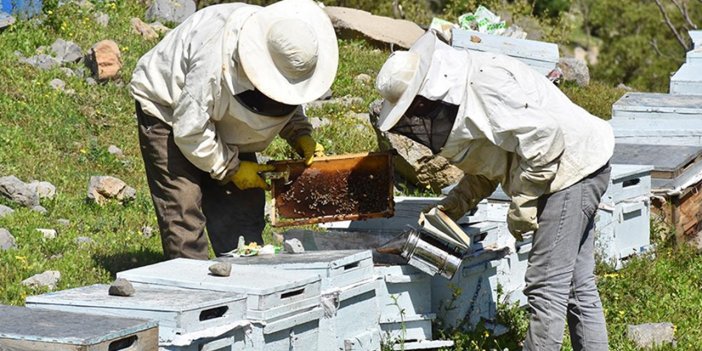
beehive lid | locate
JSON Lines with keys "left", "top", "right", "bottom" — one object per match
{"left": 611, "top": 143, "right": 702, "bottom": 179}
{"left": 610, "top": 164, "right": 654, "bottom": 182}
{"left": 612, "top": 92, "right": 702, "bottom": 114}
{"left": 671, "top": 63, "right": 702, "bottom": 83}
{"left": 0, "top": 305, "right": 156, "bottom": 345}
{"left": 451, "top": 28, "right": 559, "bottom": 63}
{"left": 25, "top": 283, "right": 245, "bottom": 313}
{"left": 218, "top": 250, "right": 370, "bottom": 269}
{"left": 117, "top": 258, "right": 320, "bottom": 295}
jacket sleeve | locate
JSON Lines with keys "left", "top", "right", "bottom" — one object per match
{"left": 172, "top": 73, "right": 240, "bottom": 181}
{"left": 446, "top": 173, "right": 500, "bottom": 212}
{"left": 279, "top": 105, "right": 314, "bottom": 144}
{"left": 472, "top": 63, "right": 565, "bottom": 199}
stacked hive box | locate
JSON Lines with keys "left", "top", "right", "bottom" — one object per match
{"left": 0, "top": 305, "right": 158, "bottom": 351}
{"left": 218, "top": 250, "right": 381, "bottom": 351}
{"left": 118, "top": 258, "right": 323, "bottom": 351}
{"left": 671, "top": 30, "right": 702, "bottom": 95}
{"left": 25, "top": 283, "right": 249, "bottom": 351}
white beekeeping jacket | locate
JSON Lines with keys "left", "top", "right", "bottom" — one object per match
{"left": 130, "top": 3, "right": 311, "bottom": 180}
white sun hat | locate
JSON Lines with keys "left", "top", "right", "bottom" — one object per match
{"left": 238, "top": 0, "right": 339, "bottom": 105}
{"left": 375, "top": 32, "right": 437, "bottom": 131}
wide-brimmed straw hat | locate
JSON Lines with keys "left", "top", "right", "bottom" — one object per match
{"left": 238, "top": 0, "right": 338, "bottom": 105}
{"left": 375, "top": 32, "right": 437, "bottom": 131}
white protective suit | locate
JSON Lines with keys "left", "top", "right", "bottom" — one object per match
{"left": 130, "top": 3, "right": 312, "bottom": 181}
{"left": 422, "top": 37, "right": 614, "bottom": 226}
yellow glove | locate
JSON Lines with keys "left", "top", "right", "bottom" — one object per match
{"left": 294, "top": 135, "right": 325, "bottom": 166}
{"left": 507, "top": 195, "right": 539, "bottom": 241}
{"left": 231, "top": 161, "right": 275, "bottom": 190}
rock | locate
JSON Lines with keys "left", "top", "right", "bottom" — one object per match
{"left": 627, "top": 323, "right": 676, "bottom": 349}
{"left": 0, "top": 228, "right": 16, "bottom": 250}
{"left": 32, "top": 205, "right": 48, "bottom": 214}
{"left": 49, "top": 78, "right": 66, "bottom": 91}
{"left": 141, "top": 225, "right": 154, "bottom": 238}
{"left": 37, "top": 228, "right": 57, "bottom": 239}
{"left": 108, "top": 278, "right": 135, "bottom": 296}
{"left": 49, "top": 253, "right": 63, "bottom": 260}
{"left": 0, "top": 205, "right": 14, "bottom": 218}
{"left": 305, "top": 95, "right": 364, "bottom": 110}
{"left": 0, "top": 12, "right": 15, "bottom": 29}
{"left": 94, "top": 12, "right": 109, "bottom": 27}
{"left": 107, "top": 145, "right": 123, "bottom": 157}
{"left": 131, "top": 17, "right": 158, "bottom": 41}
{"left": 617, "top": 83, "right": 635, "bottom": 92}
{"left": 145, "top": 0, "right": 196, "bottom": 24}
{"left": 87, "top": 176, "right": 137, "bottom": 205}
{"left": 86, "top": 77, "right": 97, "bottom": 86}
{"left": 557, "top": 57, "right": 590, "bottom": 87}
{"left": 324, "top": 6, "right": 424, "bottom": 49}
{"left": 0, "top": 176, "right": 39, "bottom": 208}
{"left": 19, "top": 54, "right": 60, "bottom": 70}
{"left": 354, "top": 73, "right": 372, "bottom": 85}
{"left": 369, "top": 100, "right": 463, "bottom": 192}
{"left": 209, "top": 262, "right": 232, "bottom": 277}
{"left": 22, "top": 270, "right": 61, "bottom": 290}
{"left": 27, "top": 181, "right": 56, "bottom": 199}
{"left": 284, "top": 238, "right": 305, "bottom": 254}
{"left": 573, "top": 46, "right": 587, "bottom": 62}
{"left": 57, "top": 218, "right": 70, "bottom": 226}
{"left": 50, "top": 39, "right": 83, "bottom": 63}
{"left": 60, "top": 67, "right": 76, "bottom": 77}
{"left": 85, "top": 40, "right": 122, "bottom": 81}
{"left": 347, "top": 112, "right": 371, "bottom": 124}
{"left": 75, "top": 236, "right": 94, "bottom": 245}
{"left": 309, "top": 117, "right": 331, "bottom": 129}
{"left": 149, "top": 21, "right": 171, "bottom": 35}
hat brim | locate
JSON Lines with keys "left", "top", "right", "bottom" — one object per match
{"left": 377, "top": 32, "right": 437, "bottom": 132}
{"left": 238, "top": 0, "right": 338, "bottom": 105}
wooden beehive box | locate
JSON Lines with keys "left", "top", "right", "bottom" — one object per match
{"left": 451, "top": 28, "right": 560, "bottom": 75}
{"left": 0, "top": 305, "right": 158, "bottom": 351}
{"left": 670, "top": 63, "right": 702, "bottom": 95}
{"left": 612, "top": 143, "right": 702, "bottom": 242}
{"left": 25, "top": 283, "right": 248, "bottom": 349}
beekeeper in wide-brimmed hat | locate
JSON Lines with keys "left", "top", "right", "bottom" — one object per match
{"left": 375, "top": 32, "right": 613, "bottom": 351}
{"left": 130, "top": 0, "right": 338, "bottom": 259}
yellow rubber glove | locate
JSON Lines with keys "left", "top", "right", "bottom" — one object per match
{"left": 294, "top": 135, "right": 325, "bottom": 166}
{"left": 231, "top": 161, "right": 275, "bottom": 190}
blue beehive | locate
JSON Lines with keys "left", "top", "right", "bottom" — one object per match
{"left": 670, "top": 63, "right": 702, "bottom": 95}
{"left": 2, "top": 0, "right": 42, "bottom": 18}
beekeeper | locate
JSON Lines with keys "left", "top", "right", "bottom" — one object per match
{"left": 375, "top": 32, "right": 613, "bottom": 351}
{"left": 130, "top": 0, "right": 337, "bottom": 259}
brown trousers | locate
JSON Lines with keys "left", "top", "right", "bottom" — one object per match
{"left": 136, "top": 102, "right": 265, "bottom": 259}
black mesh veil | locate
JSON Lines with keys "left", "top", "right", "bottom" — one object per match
{"left": 389, "top": 95, "right": 459, "bottom": 154}
{"left": 234, "top": 89, "right": 298, "bottom": 117}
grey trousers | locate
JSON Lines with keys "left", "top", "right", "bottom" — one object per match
{"left": 136, "top": 102, "right": 265, "bottom": 259}
{"left": 522, "top": 164, "right": 611, "bottom": 351}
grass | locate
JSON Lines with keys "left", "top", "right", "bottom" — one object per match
{"left": 0, "top": 1, "right": 698, "bottom": 350}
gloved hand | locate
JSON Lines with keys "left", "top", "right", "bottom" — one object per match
{"left": 294, "top": 135, "right": 325, "bottom": 166}
{"left": 422, "top": 195, "right": 468, "bottom": 221}
{"left": 231, "top": 161, "right": 275, "bottom": 190}
{"left": 507, "top": 195, "right": 539, "bottom": 241}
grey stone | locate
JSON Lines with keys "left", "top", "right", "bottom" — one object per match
{"left": 558, "top": 57, "right": 590, "bottom": 87}
{"left": 354, "top": 73, "right": 372, "bottom": 85}
{"left": 50, "top": 39, "right": 83, "bottom": 63}
{"left": 28, "top": 181, "right": 56, "bottom": 199}
{"left": 347, "top": 112, "right": 371, "bottom": 124}
{"left": 87, "top": 176, "right": 137, "bottom": 205}
{"left": 0, "top": 228, "right": 16, "bottom": 250}
{"left": 149, "top": 21, "right": 171, "bottom": 35}
{"left": 209, "top": 262, "right": 232, "bottom": 277}
{"left": 309, "top": 117, "right": 331, "bottom": 129}
{"left": 49, "top": 253, "right": 63, "bottom": 260}
{"left": 107, "top": 145, "right": 123, "bottom": 156}
{"left": 57, "top": 218, "right": 70, "bottom": 226}
{"left": 324, "top": 6, "right": 424, "bottom": 49}
{"left": 627, "top": 323, "right": 675, "bottom": 349}
{"left": 86, "top": 77, "right": 97, "bottom": 86}
{"left": 369, "top": 99, "right": 463, "bottom": 192}
{"left": 75, "top": 236, "right": 94, "bottom": 245}
{"left": 49, "top": 78, "right": 66, "bottom": 91}
{"left": 0, "top": 205, "right": 14, "bottom": 218}
{"left": 141, "top": 225, "right": 154, "bottom": 238}
{"left": 145, "top": 0, "right": 196, "bottom": 25}
{"left": 32, "top": 205, "right": 47, "bottom": 214}
{"left": 94, "top": 12, "right": 110, "bottom": 27}
{"left": 60, "top": 67, "right": 76, "bottom": 77}
{"left": 108, "top": 278, "right": 135, "bottom": 296}
{"left": 0, "top": 176, "right": 39, "bottom": 208}
{"left": 19, "top": 54, "right": 60, "bottom": 70}
{"left": 22, "top": 270, "right": 61, "bottom": 290}
{"left": 617, "top": 83, "right": 635, "bottom": 92}
{"left": 37, "top": 228, "right": 57, "bottom": 239}
{"left": 284, "top": 238, "right": 305, "bottom": 254}
{"left": 305, "top": 95, "right": 364, "bottom": 110}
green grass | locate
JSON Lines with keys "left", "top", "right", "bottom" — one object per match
{"left": 0, "top": 1, "right": 699, "bottom": 350}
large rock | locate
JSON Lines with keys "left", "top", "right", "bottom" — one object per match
{"left": 0, "top": 228, "right": 16, "bottom": 250}
{"left": 145, "top": 0, "right": 196, "bottom": 24}
{"left": 50, "top": 39, "right": 83, "bottom": 63}
{"left": 131, "top": 17, "right": 158, "bottom": 41}
{"left": 558, "top": 57, "right": 590, "bottom": 87}
{"left": 627, "top": 323, "right": 676, "bottom": 349}
{"left": 0, "top": 205, "right": 14, "bottom": 218}
{"left": 369, "top": 101, "right": 463, "bottom": 192}
{"left": 22, "top": 270, "right": 61, "bottom": 290}
{"left": 19, "top": 54, "right": 60, "bottom": 70}
{"left": 85, "top": 40, "right": 122, "bottom": 81}
{"left": 87, "top": 176, "right": 137, "bottom": 205}
{"left": 324, "top": 7, "right": 424, "bottom": 49}
{"left": 27, "top": 181, "right": 56, "bottom": 200}
{"left": 0, "top": 176, "right": 39, "bottom": 208}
